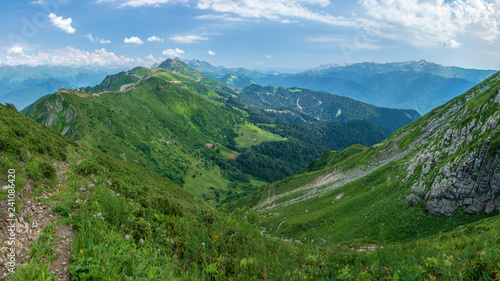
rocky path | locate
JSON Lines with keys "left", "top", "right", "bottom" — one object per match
{"left": 0, "top": 162, "right": 74, "bottom": 280}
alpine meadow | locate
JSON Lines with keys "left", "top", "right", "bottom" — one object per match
{"left": 1, "top": 0, "right": 500, "bottom": 280}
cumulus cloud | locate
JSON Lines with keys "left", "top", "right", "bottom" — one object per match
{"left": 169, "top": 35, "right": 208, "bottom": 43}
{"left": 48, "top": 13, "right": 76, "bottom": 34}
{"left": 31, "top": 0, "right": 46, "bottom": 4}
{"left": 2, "top": 46, "right": 144, "bottom": 67}
{"left": 7, "top": 46, "right": 24, "bottom": 55}
{"left": 265, "top": 54, "right": 272, "bottom": 59}
{"left": 208, "top": 50, "right": 216, "bottom": 55}
{"left": 87, "top": 33, "right": 111, "bottom": 44}
{"left": 147, "top": 36, "right": 164, "bottom": 42}
{"left": 361, "top": 0, "right": 500, "bottom": 48}
{"left": 124, "top": 36, "right": 144, "bottom": 44}
{"left": 197, "top": 0, "right": 355, "bottom": 26}
{"left": 162, "top": 48, "right": 185, "bottom": 58}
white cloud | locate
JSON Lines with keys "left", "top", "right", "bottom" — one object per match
{"left": 197, "top": 0, "right": 355, "bottom": 26}
{"left": 169, "top": 35, "right": 208, "bottom": 43}
{"left": 119, "top": 0, "right": 186, "bottom": 8}
{"left": 48, "top": 13, "right": 76, "bottom": 34}
{"left": 124, "top": 36, "right": 144, "bottom": 45}
{"left": 208, "top": 50, "right": 216, "bottom": 55}
{"left": 7, "top": 46, "right": 24, "bottom": 55}
{"left": 87, "top": 33, "right": 111, "bottom": 44}
{"left": 195, "top": 13, "right": 247, "bottom": 22}
{"left": 361, "top": 0, "right": 500, "bottom": 48}
{"left": 31, "top": 0, "right": 46, "bottom": 4}
{"left": 162, "top": 48, "right": 185, "bottom": 58}
{"left": 147, "top": 36, "right": 164, "bottom": 42}
{"left": 443, "top": 39, "right": 462, "bottom": 49}
{"left": 2, "top": 46, "right": 144, "bottom": 67}
{"left": 265, "top": 54, "right": 272, "bottom": 59}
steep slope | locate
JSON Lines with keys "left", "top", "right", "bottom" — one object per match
{"left": 236, "top": 84, "right": 420, "bottom": 131}
{"left": 219, "top": 74, "right": 256, "bottom": 87}
{"left": 0, "top": 104, "right": 343, "bottom": 280}
{"left": 233, "top": 71, "right": 500, "bottom": 245}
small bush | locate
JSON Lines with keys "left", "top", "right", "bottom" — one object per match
{"left": 76, "top": 160, "right": 100, "bottom": 176}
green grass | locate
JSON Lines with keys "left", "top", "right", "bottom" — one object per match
{"left": 233, "top": 71, "right": 500, "bottom": 249}
{"left": 235, "top": 122, "right": 286, "bottom": 148}
{"left": 3, "top": 96, "right": 500, "bottom": 280}
{"left": 25, "top": 77, "right": 256, "bottom": 205}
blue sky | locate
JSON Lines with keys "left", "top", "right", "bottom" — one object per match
{"left": 1, "top": 0, "right": 500, "bottom": 71}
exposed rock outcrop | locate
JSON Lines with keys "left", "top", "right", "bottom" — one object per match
{"left": 404, "top": 84, "right": 500, "bottom": 216}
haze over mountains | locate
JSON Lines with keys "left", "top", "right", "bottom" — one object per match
{"left": 186, "top": 59, "right": 497, "bottom": 114}
{"left": 0, "top": 65, "right": 123, "bottom": 111}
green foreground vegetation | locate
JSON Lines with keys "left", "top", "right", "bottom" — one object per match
{"left": 2, "top": 89, "right": 500, "bottom": 280}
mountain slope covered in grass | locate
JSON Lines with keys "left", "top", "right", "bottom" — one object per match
{"left": 24, "top": 76, "right": 252, "bottom": 204}
{"left": 23, "top": 61, "right": 414, "bottom": 205}
{"left": 236, "top": 84, "right": 420, "bottom": 131}
{"left": 3, "top": 85, "right": 500, "bottom": 280}
{"left": 232, "top": 71, "right": 500, "bottom": 246}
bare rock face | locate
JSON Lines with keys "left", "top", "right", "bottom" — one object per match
{"left": 404, "top": 82, "right": 500, "bottom": 216}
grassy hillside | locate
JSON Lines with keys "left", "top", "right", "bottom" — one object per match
{"left": 236, "top": 84, "right": 420, "bottom": 131}
{"left": 24, "top": 62, "right": 403, "bottom": 206}
{"left": 26, "top": 77, "right": 251, "bottom": 204}
{"left": 2, "top": 104, "right": 500, "bottom": 280}
{"left": 232, "top": 71, "right": 500, "bottom": 246}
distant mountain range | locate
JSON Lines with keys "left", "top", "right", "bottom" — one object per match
{"left": 0, "top": 65, "right": 123, "bottom": 110}
{"left": 185, "top": 59, "right": 497, "bottom": 114}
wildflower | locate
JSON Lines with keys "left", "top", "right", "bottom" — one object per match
{"left": 202, "top": 243, "right": 205, "bottom": 246}
{"left": 76, "top": 199, "right": 81, "bottom": 204}
{"left": 139, "top": 238, "right": 144, "bottom": 244}
{"left": 125, "top": 234, "right": 130, "bottom": 240}
{"left": 117, "top": 193, "right": 120, "bottom": 197}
